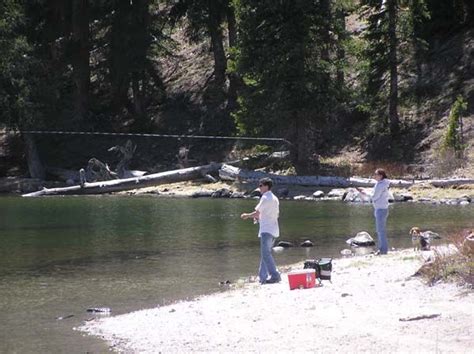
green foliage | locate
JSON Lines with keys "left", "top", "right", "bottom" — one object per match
{"left": 442, "top": 95, "right": 468, "bottom": 154}
{"left": 234, "top": 1, "right": 345, "bottom": 146}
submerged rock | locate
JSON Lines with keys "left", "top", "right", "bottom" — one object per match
{"left": 277, "top": 241, "right": 294, "bottom": 248}
{"left": 300, "top": 240, "right": 314, "bottom": 247}
{"left": 272, "top": 246, "right": 285, "bottom": 252}
{"left": 346, "top": 231, "right": 375, "bottom": 247}
{"left": 87, "top": 307, "right": 111, "bottom": 314}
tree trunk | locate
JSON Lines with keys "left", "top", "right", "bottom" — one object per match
{"left": 23, "top": 134, "right": 45, "bottom": 180}
{"left": 71, "top": 0, "right": 90, "bottom": 123}
{"left": 23, "top": 163, "right": 223, "bottom": 197}
{"left": 320, "top": 0, "right": 331, "bottom": 63}
{"left": 226, "top": 1, "right": 238, "bottom": 111}
{"left": 336, "top": 8, "right": 346, "bottom": 88}
{"left": 207, "top": 1, "right": 227, "bottom": 87}
{"left": 387, "top": 0, "right": 399, "bottom": 134}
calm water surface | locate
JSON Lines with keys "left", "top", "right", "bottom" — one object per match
{"left": 0, "top": 196, "right": 472, "bottom": 353}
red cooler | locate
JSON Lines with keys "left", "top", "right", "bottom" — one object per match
{"left": 287, "top": 269, "right": 316, "bottom": 290}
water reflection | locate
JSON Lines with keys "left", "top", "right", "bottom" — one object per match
{"left": 0, "top": 196, "right": 472, "bottom": 353}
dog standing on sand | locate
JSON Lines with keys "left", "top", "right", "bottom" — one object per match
{"left": 410, "top": 227, "right": 432, "bottom": 251}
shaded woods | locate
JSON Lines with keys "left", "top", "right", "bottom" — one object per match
{"left": 0, "top": 0, "right": 472, "bottom": 176}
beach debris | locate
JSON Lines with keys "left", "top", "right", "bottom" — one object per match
{"left": 300, "top": 240, "right": 314, "bottom": 247}
{"left": 169, "top": 308, "right": 176, "bottom": 313}
{"left": 341, "top": 293, "right": 352, "bottom": 297}
{"left": 56, "top": 314, "right": 74, "bottom": 320}
{"left": 340, "top": 249, "right": 352, "bottom": 256}
{"left": 272, "top": 246, "right": 285, "bottom": 252}
{"left": 399, "top": 314, "right": 441, "bottom": 322}
{"left": 219, "top": 280, "right": 232, "bottom": 286}
{"left": 346, "top": 231, "right": 375, "bottom": 247}
{"left": 277, "top": 241, "right": 294, "bottom": 248}
{"left": 86, "top": 307, "right": 111, "bottom": 314}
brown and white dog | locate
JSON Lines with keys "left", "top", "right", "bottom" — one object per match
{"left": 410, "top": 227, "right": 430, "bottom": 251}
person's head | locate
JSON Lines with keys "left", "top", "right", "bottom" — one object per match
{"left": 258, "top": 178, "right": 273, "bottom": 193}
{"left": 374, "top": 168, "right": 387, "bottom": 181}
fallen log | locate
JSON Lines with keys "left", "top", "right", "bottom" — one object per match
{"left": 219, "top": 164, "right": 474, "bottom": 188}
{"left": 219, "top": 164, "right": 350, "bottom": 187}
{"left": 23, "top": 163, "right": 222, "bottom": 197}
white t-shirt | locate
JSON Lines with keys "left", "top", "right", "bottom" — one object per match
{"left": 255, "top": 191, "right": 280, "bottom": 237}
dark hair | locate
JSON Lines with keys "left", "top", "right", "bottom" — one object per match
{"left": 259, "top": 177, "right": 273, "bottom": 189}
{"left": 375, "top": 168, "right": 387, "bottom": 179}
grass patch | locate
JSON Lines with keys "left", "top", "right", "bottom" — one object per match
{"left": 416, "top": 229, "right": 474, "bottom": 287}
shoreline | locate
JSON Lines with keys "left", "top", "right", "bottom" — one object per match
{"left": 78, "top": 249, "right": 473, "bottom": 353}
{"left": 119, "top": 181, "right": 474, "bottom": 206}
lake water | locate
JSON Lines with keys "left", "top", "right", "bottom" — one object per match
{"left": 0, "top": 196, "right": 472, "bottom": 353}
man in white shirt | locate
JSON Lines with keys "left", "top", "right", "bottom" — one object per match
{"left": 241, "top": 178, "right": 281, "bottom": 284}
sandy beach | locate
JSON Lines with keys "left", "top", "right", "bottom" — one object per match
{"left": 78, "top": 249, "right": 473, "bottom": 353}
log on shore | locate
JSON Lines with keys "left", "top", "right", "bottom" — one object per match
{"left": 219, "top": 164, "right": 474, "bottom": 188}
{"left": 23, "top": 163, "right": 222, "bottom": 197}
{"left": 219, "top": 164, "right": 350, "bottom": 187}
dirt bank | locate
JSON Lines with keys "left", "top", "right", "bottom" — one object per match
{"left": 78, "top": 249, "right": 473, "bottom": 353}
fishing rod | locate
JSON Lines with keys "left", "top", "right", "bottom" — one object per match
{"left": 10, "top": 130, "right": 292, "bottom": 146}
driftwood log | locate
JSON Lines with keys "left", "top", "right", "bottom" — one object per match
{"left": 23, "top": 163, "right": 222, "bottom": 197}
{"left": 219, "top": 164, "right": 474, "bottom": 188}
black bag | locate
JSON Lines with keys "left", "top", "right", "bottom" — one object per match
{"left": 303, "top": 258, "right": 333, "bottom": 280}
{"left": 318, "top": 258, "right": 332, "bottom": 280}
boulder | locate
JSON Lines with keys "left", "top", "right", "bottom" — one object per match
{"left": 272, "top": 246, "right": 285, "bottom": 253}
{"left": 312, "top": 190, "right": 325, "bottom": 198}
{"left": 346, "top": 231, "right": 375, "bottom": 247}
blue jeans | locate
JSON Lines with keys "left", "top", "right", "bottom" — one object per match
{"left": 259, "top": 233, "right": 280, "bottom": 282}
{"left": 374, "top": 208, "right": 389, "bottom": 254}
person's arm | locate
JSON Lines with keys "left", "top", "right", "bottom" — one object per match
{"left": 241, "top": 196, "right": 266, "bottom": 220}
{"left": 240, "top": 210, "right": 260, "bottom": 220}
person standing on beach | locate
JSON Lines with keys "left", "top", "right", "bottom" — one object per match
{"left": 241, "top": 178, "right": 281, "bottom": 284}
{"left": 359, "top": 168, "right": 391, "bottom": 255}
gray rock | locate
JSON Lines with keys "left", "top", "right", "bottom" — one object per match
{"left": 313, "top": 190, "right": 325, "bottom": 198}
{"left": 328, "top": 188, "right": 347, "bottom": 199}
{"left": 293, "top": 195, "right": 307, "bottom": 200}
{"left": 250, "top": 189, "right": 261, "bottom": 197}
{"left": 277, "top": 241, "right": 293, "bottom": 248}
{"left": 230, "top": 191, "right": 245, "bottom": 198}
{"left": 346, "top": 231, "right": 375, "bottom": 247}
{"left": 393, "top": 192, "right": 413, "bottom": 202}
{"left": 300, "top": 240, "right": 314, "bottom": 247}
{"left": 460, "top": 200, "right": 470, "bottom": 206}
{"left": 192, "top": 191, "right": 213, "bottom": 198}
{"left": 211, "top": 188, "right": 232, "bottom": 198}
